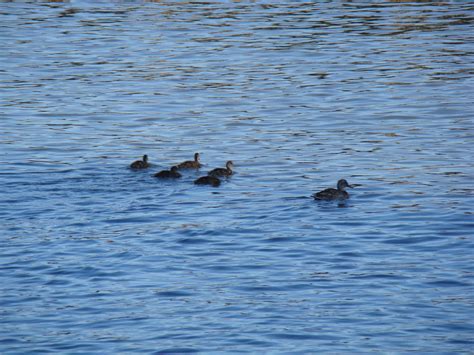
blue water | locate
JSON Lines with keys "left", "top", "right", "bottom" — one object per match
{"left": 1, "top": 1, "right": 473, "bottom": 353}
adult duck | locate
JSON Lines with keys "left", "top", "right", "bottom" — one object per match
{"left": 313, "top": 179, "right": 353, "bottom": 201}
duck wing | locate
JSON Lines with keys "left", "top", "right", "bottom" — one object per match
{"left": 130, "top": 160, "right": 148, "bottom": 169}
{"left": 154, "top": 170, "right": 170, "bottom": 178}
{"left": 194, "top": 176, "right": 220, "bottom": 187}
{"left": 155, "top": 170, "right": 182, "bottom": 178}
{"left": 177, "top": 161, "right": 201, "bottom": 169}
{"left": 208, "top": 167, "right": 230, "bottom": 177}
{"left": 313, "top": 188, "right": 338, "bottom": 200}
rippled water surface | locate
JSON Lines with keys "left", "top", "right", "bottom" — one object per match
{"left": 1, "top": 1, "right": 473, "bottom": 353}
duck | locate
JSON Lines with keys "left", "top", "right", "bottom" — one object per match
{"left": 208, "top": 161, "right": 234, "bottom": 177}
{"left": 130, "top": 155, "right": 150, "bottom": 169}
{"left": 177, "top": 152, "right": 201, "bottom": 169}
{"left": 154, "top": 166, "right": 182, "bottom": 179}
{"left": 313, "top": 179, "right": 353, "bottom": 201}
{"left": 194, "top": 175, "right": 221, "bottom": 187}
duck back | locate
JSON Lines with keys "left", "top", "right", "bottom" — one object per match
{"left": 177, "top": 160, "right": 201, "bottom": 169}
{"left": 208, "top": 167, "right": 232, "bottom": 177}
{"left": 313, "top": 188, "right": 349, "bottom": 201}
{"left": 154, "top": 170, "right": 181, "bottom": 179}
{"left": 194, "top": 176, "right": 221, "bottom": 187}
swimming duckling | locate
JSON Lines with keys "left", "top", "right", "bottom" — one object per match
{"left": 194, "top": 175, "right": 221, "bottom": 187}
{"left": 130, "top": 155, "right": 150, "bottom": 169}
{"left": 154, "top": 166, "right": 182, "bottom": 179}
{"left": 177, "top": 152, "right": 201, "bottom": 169}
{"left": 208, "top": 161, "right": 234, "bottom": 177}
{"left": 313, "top": 179, "right": 353, "bottom": 201}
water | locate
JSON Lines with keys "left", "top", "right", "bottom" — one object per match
{"left": 1, "top": 1, "right": 473, "bottom": 353}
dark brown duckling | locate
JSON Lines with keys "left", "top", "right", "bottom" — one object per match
{"left": 313, "top": 179, "right": 353, "bottom": 201}
{"left": 194, "top": 175, "right": 221, "bottom": 187}
{"left": 130, "top": 155, "right": 150, "bottom": 169}
{"left": 208, "top": 160, "right": 234, "bottom": 177}
{"left": 177, "top": 152, "right": 201, "bottom": 169}
{"left": 154, "top": 166, "right": 182, "bottom": 179}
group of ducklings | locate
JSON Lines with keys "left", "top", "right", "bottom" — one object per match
{"left": 130, "top": 153, "right": 353, "bottom": 200}
{"left": 130, "top": 152, "right": 233, "bottom": 188}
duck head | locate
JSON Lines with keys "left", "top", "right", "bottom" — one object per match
{"left": 337, "top": 179, "right": 353, "bottom": 191}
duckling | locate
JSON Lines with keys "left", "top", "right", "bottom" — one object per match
{"left": 154, "top": 166, "right": 182, "bottom": 179}
{"left": 313, "top": 179, "right": 353, "bottom": 201}
{"left": 208, "top": 161, "right": 234, "bottom": 177}
{"left": 177, "top": 152, "right": 201, "bottom": 169}
{"left": 130, "top": 155, "right": 150, "bottom": 169}
{"left": 194, "top": 175, "right": 221, "bottom": 187}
